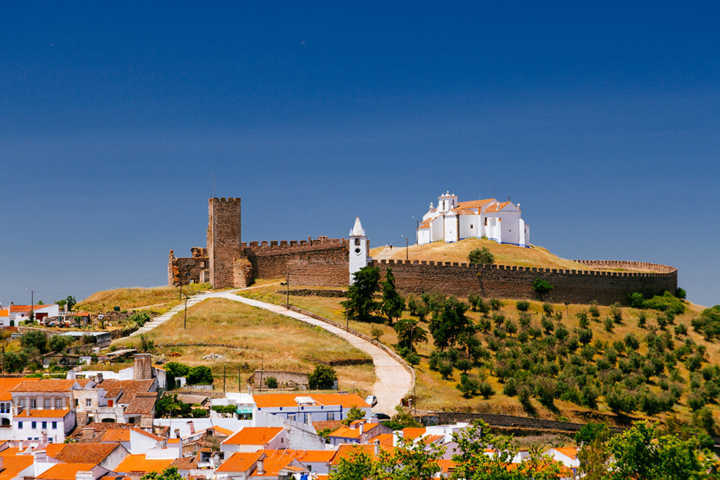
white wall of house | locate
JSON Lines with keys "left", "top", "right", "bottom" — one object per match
{"left": 13, "top": 412, "right": 74, "bottom": 443}
{"left": 443, "top": 214, "right": 458, "bottom": 243}
{"left": 220, "top": 430, "right": 288, "bottom": 455}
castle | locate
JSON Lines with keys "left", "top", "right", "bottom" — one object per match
{"left": 417, "top": 192, "right": 530, "bottom": 247}
{"left": 169, "top": 196, "right": 678, "bottom": 305}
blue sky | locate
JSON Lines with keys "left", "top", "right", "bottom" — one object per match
{"left": 1, "top": 2, "right": 718, "bottom": 306}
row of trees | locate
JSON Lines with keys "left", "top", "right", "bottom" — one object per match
{"left": 2, "top": 331, "right": 75, "bottom": 373}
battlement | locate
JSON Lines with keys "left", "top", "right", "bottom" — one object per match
{"left": 241, "top": 237, "right": 347, "bottom": 255}
{"left": 209, "top": 197, "right": 242, "bottom": 205}
{"left": 191, "top": 247, "right": 208, "bottom": 258}
{"left": 369, "top": 259, "right": 677, "bottom": 279}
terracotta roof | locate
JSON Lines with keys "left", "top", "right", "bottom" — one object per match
{"left": 39, "top": 463, "right": 96, "bottom": 480}
{"left": 423, "top": 434, "right": 444, "bottom": 444}
{"left": 331, "top": 444, "right": 391, "bottom": 466}
{"left": 16, "top": 409, "right": 70, "bottom": 418}
{"left": 11, "top": 379, "right": 77, "bottom": 392}
{"left": 251, "top": 450, "right": 303, "bottom": 477}
{"left": 100, "top": 429, "right": 131, "bottom": 442}
{"left": 0, "top": 378, "right": 35, "bottom": 401}
{"left": 456, "top": 199, "right": 496, "bottom": 210}
{"left": 171, "top": 457, "right": 198, "bottom": 470}
{"left": 402, "top": 427, "right": 426, "bottom": 440}
{"left": 116, "top": 454, "right": 174, "bottom": 474}
{"left": 99, "top": 379, "right": 155, "bottom": 403}
{"left": 55, "top": 442, "right": 120, "bottom": 464}
{"left": 297, "top": 450, "right": 335, "bottom": 463}
{"left": 0, "top": 309, "right": 8, "bottom": 316}
{"left": 328, "top": 426, "right": 361, "bottom": 439}
{"left": 125, "top": 392, "right": 157, "bottom": 415}
{"left": 253, "top": 393, "right": 368, "bottom": 409}
{"left": 418, "top": 219, "right": 431, "bottom": 229}
{"left": 223, "top": 427, "right": 283, "bottom": 446}
{"left": 0, "top": 447, "right": 21, "bottom": 457}
{"left": 371, "top": 433, "right": 394, "bottom": 448}
{"left": 217, "top": 451, "right": 264, "bottom": 473}
{"left": 100, "top": 476, "right": 131, "bottom": 480}
{"left": 437, "top": 459, "right": 456, "bottom": 474}
{"left": 485, "top": 201, "right": 512, "bottom": 213}
{"left": 552, "top": 446, "right": 578, "bottom": 460}
{"left": 167, "top": 438, "right": 180, "bottom": 444}
{"left": 209, "top": 425, "right": 234, "bottom": 436}
{"left": 312, "top": 420, "right": 342, "bottom": 433}
{"left": 45, "top": 443, "right": 65, "bottom": 458}
{"left": 0, "top": 454, "right": 34, "bottom": 480}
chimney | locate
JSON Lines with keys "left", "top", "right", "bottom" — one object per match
{"left": 374, "top": 442, "right": 379, "bottom": 456}
{"left": 133, "top": 354, "right": 153, "bottom": 380}
{"left": 174, "top": 428, "right": 181, "bottom": 439}
{"left": 188, "top": 421, "right": 195, "bottom": 435}
{"left": 256, "top": 459, "right": 265, "bottom": 476}
{"left": 359, "top": 423, "right": 364, "bottom": 435}
{"left": 75, "top": 471, "right": 93, "bottom": 480}
{"left": 95, "top": 373, "right": 103, "bottom": 383}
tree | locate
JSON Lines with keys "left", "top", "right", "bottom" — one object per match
{"left": 343, "top": 407, "right": 365, "bottom": 425}
{"left": 155, "top": 394, "right": 191, "bottom": 417}
{"left": 381, "top": 406, "right": 422, "bottom": 430}
{"left": 468, "top": 247, "right": 494, "bottom": 266}
{"left": 370, "top": 327, "right": 383, "bottom": 342}
{"left": 21, "top": 331, "right": 48, "bottom": 354}
{"left": 532, "top": 278, "right": 554, "bottom": 299}
{"left": 309, "top": 365, "right": 337, "bottom": 390}
{"left": 187, "top": 366, "right": 213, "bottom": 385}
{"left": 3, "top": 351, "right": 28, "bottom": 373}
{"left": 65, "top": 296, "right": 77, "bottom": 311}
{"left": 394, "top": 319, "right": 427, "bottom": 352}
{"left": 265, "top": 377, "right": 278, "bottom": 388}
{"left": 428, "top": 298, "right": 471, "bottom": 351}
{"left": 343, "top": 266, "right": 381, "bottom": 322}
{"left": 330, "top": 451, "right": 375, "bottom": 480}
{"left": 48, "top": 335, "right": 72, "bottom": 353}
{"left": 142, "top": 467, "right": 183, "bottom": 480}
{"left": 381, "top": 268, "right": 405, "bottom": 324}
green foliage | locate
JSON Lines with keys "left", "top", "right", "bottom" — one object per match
{"left": 468, "top": 247, "right": 494, "bottom": 266}
{"left": 64, "top": 296, "right": 77, "bottom": 311}
{"left": 676, "top": 287, "right": 687, "bottom": 299}
{"left": 428, "top": 297, "right": 471, "bottom": 351}
{"left": 309, "top": 364, "right": 337, "bottom": 390}
{"left": 141, "top": 468, "right": 183, "bottom": 480}
{"left": 542, "top": 303, "right": 553, "bottom": 315}
{"left": 381, "top": 268, "right": 405, "bottom": 324}
{"left": 48, "top": 335, "right": 72, "bottom": 353}
{"left": 343, "top": 266, "right": 381, "bottom": 322}
{"left": 407, "top": 296, "right": 429, "bottom": 321}
{"left": 211, "top": 405, "right": 237, "bottom": 415}
{"left": 691, "top": 305, "right": 720, "bottom": 340}
{"left": 532, "top": 278, "right": 554, "bottom": 298}
{"left": 139, "top": 334, "right": 155, "bottom": 352}
{"left": 456, "top": 373, "right": 480, "bottom": 398}
{"left": 575, "top": 422, "right": 609, "bottom": 444}
{"left": 129, "top": 311, "right": 151, "bottom": 327}
{"left": 3, "top": 351, "right": 28, "bottom": 373}
{"left": 164, "top": 362, "right": 190, "bottom": 390}
{"left": 489, "top": 298, "right": 502, "bottom": 310}
{"left": 21, "top": 331, "right": 48, "bottom": 354}
{"left": 187, "top": 366, "right": 213, "bottom": 385}
{"left": 343, "top": 407, "right": 366, "bottom": 425}
{"left": 155, "top": 394, "right": 191, "bottom": 417}
{"left": 606, "top": 387, "right": 637, "bottom": 414}
{"left": 589, "top": 302, "right": 600, "bottom": 318}
{"left": 643, "top": 291, "right": 686, "bottom": 315}
{"left": 604, "top": 317, "right": 614, "bottom": 332}
{"left": 265, "top": 376, "right": 278, "bottom": 388}
{"left": 380, "top": 406, "right": 422, "bottom": 431}
{"left": 370, "top": 327, "right": 383, "bottom": 342}
{"left": 515, "top": 300, "right": 530, "bottom": 312}
{"left": 394, "top": 318, "right": 427, "bottom": 352}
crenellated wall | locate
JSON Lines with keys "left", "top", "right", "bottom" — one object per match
{"left": 168, "top": 249, "right": 208, "bottom": 286}
{"left": 245, "top": 237, "right": 348, "bottom": 280}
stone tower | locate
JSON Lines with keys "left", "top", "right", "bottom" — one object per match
{"left": 207, "top": 197, "right": 242, "bottom": 288}
{"left": 348, "top": 217, "right": 369, "bottom": 284}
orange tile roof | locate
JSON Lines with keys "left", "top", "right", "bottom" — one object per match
{"left": 331, "top": 444, "right": 392, "bottom": 466}
{"left": 457, "top": 199, "right": 496, "bottom": 210}
{"left": 16, "top": 409, "right": 70, "bottom": 418}
{"left": 423, "top": 434, "right": 444, "bottom": 444}
{"left": 210, "top": 425, "right": 234, "bottom": 436}
{"left": 552, "top": 446, "right": 578, "bottom": 460}
{"left": 329, "top": 426, "right": 361, "bottom": 439}
{"left": 39, "top": 463, "right": 96, "bottom": 480}
{"left": 224, "top": 427, "right": 283, "bottom": 445}
{"left": 167, "top": 438, "right": 180, "bottom": 444}
{"left": 12, "top": 379, "right": 77, "bottom": 392}
{"left": 217, "top": 451, "right": 264, "bottom": 473}
{"left": 485, "top": 201, "right": 512, "bottom": 213}
{"left": 0, "top": 309, "right": 8, "bottom": 316}
{"left": 54, "top": 442, "right": 120, "bottom": 464}
{"left": 45, "top": 443, "right": 66, "bottom": 458}
{"left": 116, "top": 455, "right": 174, "bottom": 474}
{"left": 418, "top": 219, "right": 431, "bottom": 229}
{"left": 0, "top": 447, "right": 21, "bottom": 457}
{"left": 0, "top": 378, "right": 35, "bottom": 401}
{"left": 251, "top": 450, "right": 302, "bottom": 477}
{"left": 402, "top": 427, "right": 426, "bottom": 440}
{"left": 253, "top": 393, "right": 368, "bottom": 409}
{"left": 297, "top": 450, "right": 335, "bottom": 463}
{"left": 100, "top": 429, "right": 131, "bottom": 442}
{"left": 437, "top": 459, "right": 456, "bottom": 474}
{"left": 0, "top": 454, "right": 34, "bottom": 480}
{"left": 371, "top": 433, "right": 394, "bottom": 448}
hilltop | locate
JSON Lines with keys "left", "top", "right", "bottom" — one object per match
{"left": 371, "top": 238, "right": 657, "bottom": 272}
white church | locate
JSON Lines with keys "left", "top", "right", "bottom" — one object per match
{"left": 416, "top": 192, "right": 531, "bottom": 247}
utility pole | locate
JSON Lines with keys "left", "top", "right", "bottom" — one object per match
{"left": 30, "top": 289, "right": 34, "bottom": 323}
{"left": 280, "top": 268, "right": 290, "bottom": 309}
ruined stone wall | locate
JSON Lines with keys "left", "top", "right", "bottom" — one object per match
{"left": 246, "top": 237, "right": 348, "bottom": 280}
{"left": 369, "top": 259, "right": 677, "bottom": 305}
{"left": 287, "top": 254, "right": 350, "bottom": 288}
{"left": 207, "top": 197, "right": 242, "bottom": 288}
{"left": 168, "top": 250, "right": 208, "bottom": 286}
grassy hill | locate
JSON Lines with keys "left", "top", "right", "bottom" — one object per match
{"left": 117, "top": 298, "right": 374, "bottom": 395}
{"left": 76, "top": 283, "right": 211, "bottom": 314}
{"left": 239, "top": 283, "right": 719, "bottom": 431}
{"left": 371, "top": 238, "right": 657, "bottom": 272}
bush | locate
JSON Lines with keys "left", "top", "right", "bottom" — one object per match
{"left": 503, "top": 378, "right": 518, "bottom": 396}
{"left": 516, "top": 301, "right": 530, "bottom": 312}
{"left": 691, "top": 305, "right": 720, "bottom": 340}
{"left": 542, "top": 303, "right": 553, "bottom": 315}
{"left": 604, "top": 317, "right": 614, "bottom": 332}
{"left": 606, "top": 387, "right": 637, "bottom": 414}
{"left": 456, "top": 373, "right": 480, "bottom": 398}
{"left": 188, "top": 366, "right": 213, "bottom": 385}
{"left": 675, "top": 288, "right": 687, "bottom": 300}
{"left": 438, "top": 362, "right": 453, "bottom": 380}
{"left": 532, "top": 278, "right": 554, "bottom": 298}
{"left": 610, "top": 304, "right": 623, "bottom": 323}
{"left": 589, "top": 302, "right": 600, "bottom": 318}
{"left": 489, "top": 298, "right": 502, "bottom": 311}
{"left": 478, "top": 381, "right": 494, "bottom": 399}
{"left": 576, "top": 311, "right": 589, "bottom": 329}
{"left": 309, "top": 365, "right": 337, "bottom": 389}
{"left": 624, "top": 333, "right": 639, "bottom": 350}
{"left": 469, "top": 247, "right": 494, "bottom": 265}
{"left": 265, "top": 377, "right": 278, "bottom": 388}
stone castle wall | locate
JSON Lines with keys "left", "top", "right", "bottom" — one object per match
{"left": 246, "top": 237, "right": 348, "bottom": 280}
{"left": 208, "top": 197, "right": 243, "bottom": 288}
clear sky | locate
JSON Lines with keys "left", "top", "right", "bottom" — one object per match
{"left": 1, "top": 2, "right": 718, "bottom": 307}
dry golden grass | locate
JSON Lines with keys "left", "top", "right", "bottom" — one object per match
{"left": 121, "top": 298, "right": 374, "bottom": 395}
{"left": 239, "top": 284, "right": 716, "bottom": 425}
{"left": 370, "top": 238, "right": 656, "bottom": 272}
{"left": 77, "top": 283, "right": 211, "bottom": 314}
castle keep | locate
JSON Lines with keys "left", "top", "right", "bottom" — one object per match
{"left": 168, "top": 197, "right": 349, "bottom": 289}
{"left": 169, "top": 196, "right": 678, "bottom": 305}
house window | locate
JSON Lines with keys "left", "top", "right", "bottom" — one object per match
{"left": 44, "top": 399, "right": 50, "bottom": 409}
{"left": 470, "top": 224, "right": 473, "bottom": 229}
{"left": 52, "top": 422, "right": 57, "bottom": 429}
{"left": 42, "top": 421, "right": 47, "bottom": 429}
{"left": 354, "top": 238, "right": 360, "bottom": 246}
{"left": 327, "top": 412, "right": 335, "bottom": 420}
{"left": 56, "top": 399, "right": 63, "bottom": 408}
{"left": 484, "top": 218, "right": 488, "bottom": 226}
{"left": 108, "top": 400, "right": 114, "bottom": 407}
{"left": 85, "top": 399, "right": 91, "bottom": 407}
{"left": 31, "top": 421, "right": 37, "bottom": 429}
{"left": 30, "top": 399, "right": 37, "bottom": 409}
{"left": 18, "top": 421, "right": 23, "bottom": 429}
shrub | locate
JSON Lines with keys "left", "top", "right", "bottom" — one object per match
{"left": 589, "top": 303, "right": 600, "bottom": 319}
{"left": 309, "top": 365, "right": 337, "bottom": 389}
{"left": 503, "top": 378, "right": 518, "bottom": 396}
{"left": 489, "top": 298, "right": 502, "bottom": 310}
{"left": 438, "top": 362, "right": 453, "bottom": 380}
{"left": 691, "top": 305, "right": 720, "bottom": 340}
{"left": 516, "top": 301, "right": 530, "bottom": 312}
{"left": 637, "top": 312, "right": 647, "bottom": 328}
{"left": 265, "top": 377, "right": 278, "bottom": 388}
{"left": 604, "top": 317, "right": 614, "bottom": 332}
{"left": 188, "top": 366, "right": 213, "bottom": 385}
{"left": 606, "top": 387, "right": 637, "bottom": 414}
{"left": 610, "top": 304, "right": 623, "bottom": 323}
{"left": 456, "top": 374, "right": 479, "bottom": 398}
{"left": 629, "top": 292, "right": 645, "bottom": 308}
{"left": 532, "top": 278, "right": 554, "bottom": 298}
{"left": 469, "top": 247, "right": 494, "bottom": 265}
{"left": 624, "top": 333, "right": 639, "bottom": 350}
{"left": 478, "top": 381, "right": 494, "bottom": 399}
{"left": 675, "top": 287, "right": 687, "bottom": 300}
{"left": 542, "top": 303, "right": 553, "bottom": 315}
{"left": 541, "top": 316, "right": 554, "bottom": 334}
{"left": 644, "top": 291, "right": 686, "bottom": 314}
{"left": 576, "top": 311, "right": 589, "bottom": 329}
{"left": 578, "top": 328, "right": 593, "bottom": 345}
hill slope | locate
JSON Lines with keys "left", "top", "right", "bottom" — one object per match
{"left": 371, "top": 238, "right": 656, "bottom": 272}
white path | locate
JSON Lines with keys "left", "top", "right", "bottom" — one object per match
{"left": 129, "top": 288, "right": 414, "bottom": 414}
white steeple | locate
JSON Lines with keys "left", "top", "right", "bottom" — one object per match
{"left": 348, "top": 217, "right": 369, "bottom": 284}
{"left": 349, "top": 217, "right": 366, "bottom": 237}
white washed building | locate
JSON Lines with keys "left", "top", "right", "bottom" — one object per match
{"left": 417, "top": 192, "right": 530, "bottom": 247}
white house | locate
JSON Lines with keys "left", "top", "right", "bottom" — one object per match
{"left": 417, "top": 192, "right": 530, "bottom": 247}
{"left": 10, "top": 379, "right": 82, "bottom": 443}
{"left": 0, "top": 304, "right": 60, "bottom": 327}
{"left": 253, "top": 393, "right": 371, "bottom": 424}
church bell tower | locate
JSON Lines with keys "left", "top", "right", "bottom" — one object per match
{"left": 348, "top": 217, "right": 368, "bottom": 284}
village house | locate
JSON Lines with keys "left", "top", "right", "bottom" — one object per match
{"left": 0, "top": 304, "right": 60, "bottom": 327}
{"left": 252, "top": 393, "right": 371, "bottom": 424}
{"left": 416, "top": 192, "right": 530, "bottom": 247}
{"left": 10, "top": 379, "right": 83, "bottom": 444}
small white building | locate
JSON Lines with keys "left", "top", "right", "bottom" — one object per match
{"left": 0, "top": 304, "right": 60, "bottom": 327}
{"left": 417, "top": 192, "right": 530, "bottom": 247}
